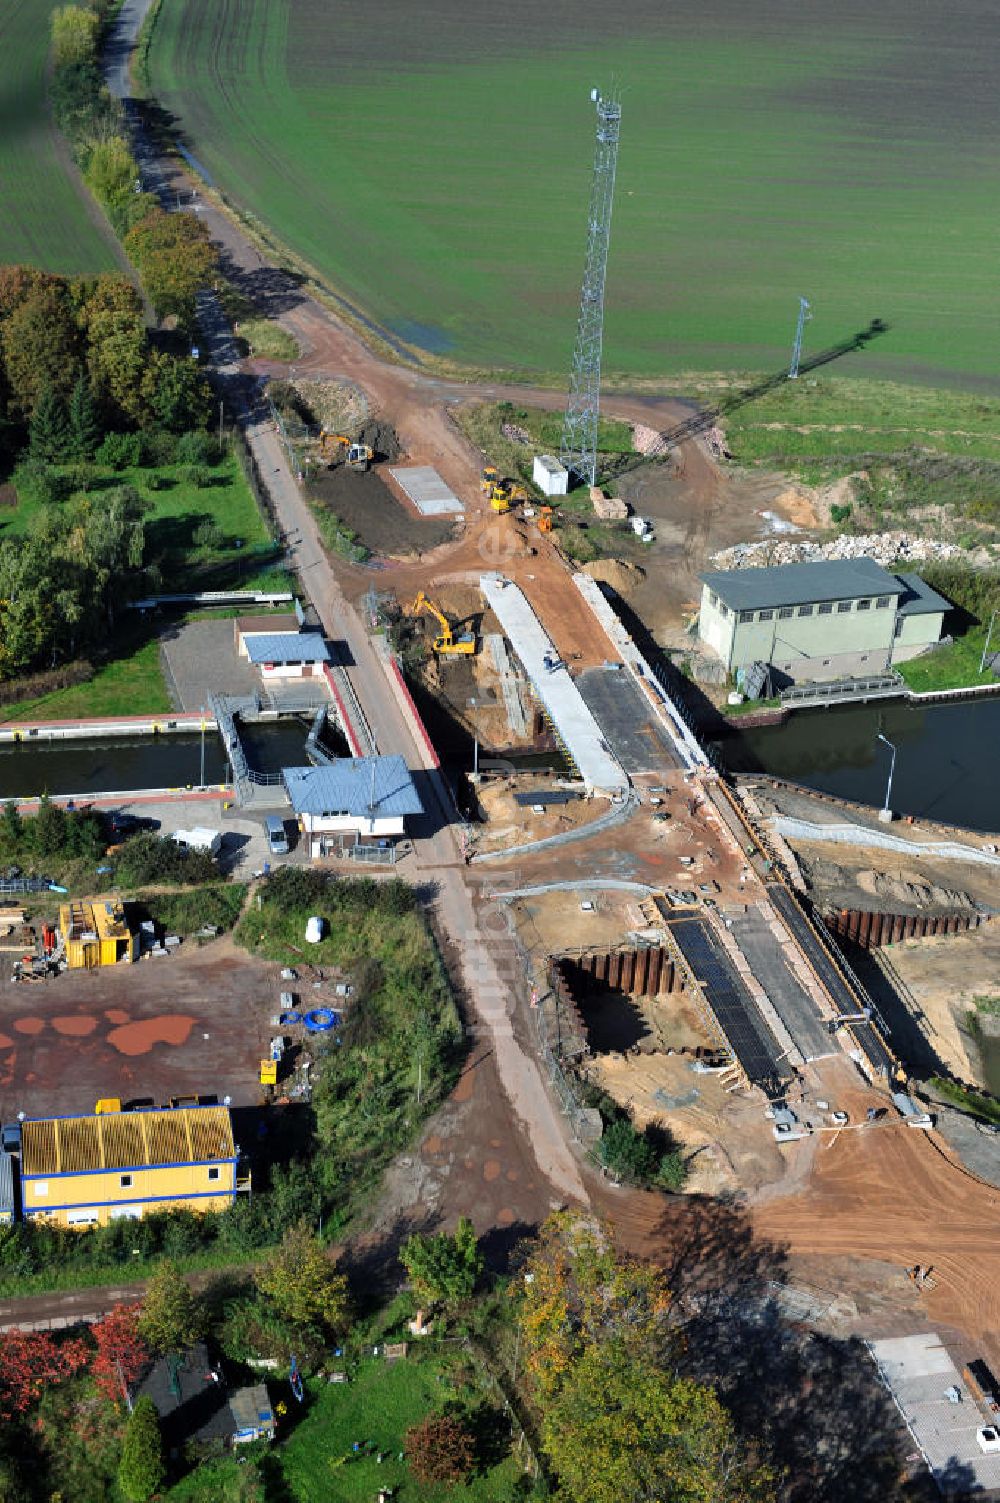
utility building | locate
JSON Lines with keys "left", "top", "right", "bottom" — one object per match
{"left": 20, "top": 1105, "right": 241, "bottom": 1227}
{"left": 698, "top": 559, "right": 948, "bottom": 683}
{"left": 59, "top": 898, "right": 137, "bottom": 969}
{"left": 284, "top": 755, "right": 423, "bottom": 858}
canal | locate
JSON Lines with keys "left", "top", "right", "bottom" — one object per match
{"left": 0, "top": 720, "right": 313, "bottom": 800}
{"left": 718, "top": 695, "right": 1000, "bottom": 835}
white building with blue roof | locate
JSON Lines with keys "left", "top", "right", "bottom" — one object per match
{"left": 698, "top": 558, "right": 949, "bottom": 683}
{"left": 236, "top": 616, "right": 330, "bottom": 682}
{"left": 283, "top": 756, "right": 423, "bottom": 856}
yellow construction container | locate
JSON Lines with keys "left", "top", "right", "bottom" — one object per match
{"left": 19, "top": 1106, "right": 240, "bottom": 1228}
{"left": 95, "top": 1098, "right": 122, "bottom": 1115}
{"left": 259, "top": 1059, "right": 278, "bottom": 1087}
{"left": 59, "top": 898, "right": 137, "bottom": 969}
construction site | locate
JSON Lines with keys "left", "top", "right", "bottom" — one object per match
{"left": 2, "top": 39, "right": 999, "bottom": 1500}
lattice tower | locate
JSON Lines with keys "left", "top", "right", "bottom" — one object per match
{"left": 560, "top": 89, "right": 622, "bottom": 489}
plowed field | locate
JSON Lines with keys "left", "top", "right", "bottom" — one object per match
{"left": 147, "top": 0, "right": 1000, "bottom": 381}
{"left": 0, "top": 0, "right": 118, "bottom": 271}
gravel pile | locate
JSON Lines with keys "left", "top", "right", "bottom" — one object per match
{"left": 712, "top": 530, "right": 965, "bottom": 570}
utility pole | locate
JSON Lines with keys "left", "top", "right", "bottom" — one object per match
{"left": 560, "top": 87, "right": 622, "bottom": 489}
{"left": 789, "top": 296, "right": 811, "bottom": 379}
{"left": 199, "top": 707, "right": 206, "bottom": 786}
{"left": 876, "top": 732, "right": 896, "bottom": 822}
{"left": 979, "top": 609, "right": 997, "bottom": 675}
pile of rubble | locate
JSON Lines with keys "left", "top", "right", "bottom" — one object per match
{"left": 632, "top": 422, "right": 670, "bottom": 457}
{"left": 712, "top": 530, "right": 965, "bottom": 571}
{"left": 501, "top": 421, "right": 531, "bottom": 444}
{"left": 591, "top": 487, "right": 629, "bottom": 520}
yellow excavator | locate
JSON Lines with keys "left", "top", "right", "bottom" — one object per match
{"left": 411, "top": 591, "right": 476, "bottom": 655}
{"left": 319, "top": 430, "right": 374, "bottom": 471}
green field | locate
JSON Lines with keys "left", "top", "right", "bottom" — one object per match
{"left": 146, "top": 0, "right": 1000, "bottom": 382}
{"left": 0, "top": 0, "right": 118, "bottom": 271}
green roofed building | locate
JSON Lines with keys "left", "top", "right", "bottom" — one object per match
{"left": 698, "top": 558, "right": 949, "bottom": 683}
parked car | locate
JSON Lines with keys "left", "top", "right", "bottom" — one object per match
{"left": 265, "top": 816, "right": 290, "bottom": 856}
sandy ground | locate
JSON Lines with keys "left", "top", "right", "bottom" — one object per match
{"left": 0, "top": 937, "right": 279, "bottom": 1119}
{"left": 877, "top": 926, "right": 1000, "bottom": 1082}
{"left": 472, "top": 778, "right": 611, "bottom": 854}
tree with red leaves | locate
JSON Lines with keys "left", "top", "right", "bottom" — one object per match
{"left": 92, "top": 1304, "right": 149, "bottom": 1406}
{"left": 0, "top": 1329, "right": 88, "bottom": 1416}
{"left": 405, "top": 1413, "right": 476, "bottom": 1485}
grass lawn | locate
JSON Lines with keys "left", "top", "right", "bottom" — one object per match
{"left": 241, "top": 317, "right": 300, "bottom": 360}
{"left": 0, "top": 628, "right": 171, "bottom": 724}
{"left": 896, "top": 628, "right": 996, "bottom": 694}
{"left": 0, "top": 0, "right": 118, "bottom": 272}
{"left": 164, "top": 1356, "right": 532, "bottom": 1502}
{"left": 2, "top": 454, "right": 271, "bottom": 566}
{"left": 147, "top": 0, "right": 1000, "bottom": 383}
{"left": 276, "top": 1357, "right": 527, "bottom": 1503}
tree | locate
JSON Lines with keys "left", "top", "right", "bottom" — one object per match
{"left": 140, "top": 348, "right": 211, "bottom": 432}
{"left": 405, "top": 1413, "right": 475, "bottom": 1485}
{"left": 91, "top": 1303, "right": 149, "bottom": 1405}
{"left": 515, "top": 1212, "right": 673, "bottom": 1406}
{"left": 541, "top": 1339, "right": 772, "bottom": 1503}
{"left": 51, "top": 5, "right": 99, "bottom": 68}
{"left": 598, "top": 1116, "right": 658, "bottom": 1183}
{"left": 1, "top": 281, "right": 82, "bottom": 413}
{"left": 255, "top": 1221, "right": 349, "bottom": 1333}
{"left": 30, "top": 794, "right": 68, "bottom": 858}
{"left": 28, "top": 385, "right": 71, "bottom": 464}
{"left": 400, "top": 1216, "right": 483, "bottom": 1307}
{"left": 124, "top": 208, "right": 218, "bottom": 330}
{"left": 68, "top": 373, "right": 102, "bottom": 460}
{"left": 117, "top": 1395, "right": 164, "bottom": 1503}
{"left": 0, "top": 801, "right": 23, "bottom": 848}
{"left": 0, "top": 1329, "right": 88, "bottom": 1416}
{"left": 137, "top": 1260, "right": 201, "bottom": 1354}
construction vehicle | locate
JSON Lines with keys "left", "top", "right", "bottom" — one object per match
{"left": 411, "top": 592, "right": 476, "bottom": 655}
{"left": 488, "top": 478, "right": 529, "bottom": 514}
{"left": 318, "top": 430, "right": 374, "bottom": 471}
{"left": 538, "top": 505, "right": 554, "bottom": 534}
{"left": 480, "top": 464, "right": 500, "bottom": 494}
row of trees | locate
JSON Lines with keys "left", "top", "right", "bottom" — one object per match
{"left": 50, "top": 6, "right": 219, "bottom": 334}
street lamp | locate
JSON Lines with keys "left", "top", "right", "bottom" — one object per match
{"left": 876, "top": 732, "right": 896, "bottom": 822}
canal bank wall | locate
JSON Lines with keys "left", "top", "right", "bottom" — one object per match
{"left": 0, "top": 711, "right": 216, "bottom": 743}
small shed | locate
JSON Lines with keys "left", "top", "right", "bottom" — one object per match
{"left": 533, "top": 454, "right": 569, "bottom": 497}
{"left": 229, "top": 1384, "right": 275, "bottom": 1444}
{"left": 59, "top": 898, "right": 137, "bottom": 969}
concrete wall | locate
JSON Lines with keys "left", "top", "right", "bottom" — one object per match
{"left": 891, "top": 611, "right": 946, "bottom": 662}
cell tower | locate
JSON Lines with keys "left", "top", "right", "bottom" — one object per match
{"left": 560, "top": 87, "right": 622, "bottom": 489}
{"left": 788, "top": 296, "right": 812, "bottom": 379}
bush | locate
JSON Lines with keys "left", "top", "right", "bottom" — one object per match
{"left": 176, "top": 430, "right": 219, "bottom": 466}
{"left": 141, "top": 883, "right": 246, "bottom": 937}
{"left": 11, "top": 459, "right": 73, "bottom": 506}
{"left": 179, "top": 463, "right": 212, "bottom": 489}
{"left": 599, "top": 1117, "right": 658, "bottom": 1182}
{"left": 138, "top": 430, "right": 180, "bottom": 466}
{"left": 193, "top": 519, "right": 224, "bottom": 549}
{"left": 97, "top": 432, "right": 143, "bottom": 470}
{"left": 113, "top": 833, "right": 218, "bottom": 888}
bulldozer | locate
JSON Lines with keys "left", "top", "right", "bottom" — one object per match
{"left": 319, "top": 430, "right": 374, "bottom": 471}
{"left": 411, "top": 591, "right": 476, "bottom": 655}
{"left": 488, "top": 478, "right": 529, "bottom": 514}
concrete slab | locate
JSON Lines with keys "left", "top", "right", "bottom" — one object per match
{"left": 870, "top": 1333, "right": 1000, "bottom": 1494}
{"left": 727, "top": 905, "right": 835, "bottom": 1062}
{"left": 481, "top": 575, "right": 627, "bottom": 798}
{"left": 388, "top": 466, "right": 464, "bottom": 516}
{"left": 160, "top": 619, "right": 259, "bottom": 711}
{"left": 577, "top": 668, "right": 680, "bottom": 774}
